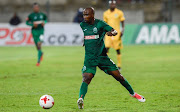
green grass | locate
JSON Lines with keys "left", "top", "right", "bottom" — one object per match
{"left": 0, "top": 45, "right": 180, "bottom": 112}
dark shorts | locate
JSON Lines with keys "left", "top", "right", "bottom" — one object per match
{"left": 82, "top": 56, "right": 118, "bottom": 75}
{"left": 32, "top": 29, "right": 44, "bottom": 45}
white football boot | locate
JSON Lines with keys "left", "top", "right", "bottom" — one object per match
{"left": 131, "top": 93, "right": 146, "bottom": 102}
{"left": 77, "top": 98, "right": 84, "bottom": 109}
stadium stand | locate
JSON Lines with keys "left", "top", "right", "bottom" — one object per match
{"left": 0, "top": 0, "right": 179, "bottom": 23}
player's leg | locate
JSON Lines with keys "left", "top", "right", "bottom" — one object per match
{"left": 116, "top": 49, "right": 121, "bottom": 70}
{"left": 78, "top": 73, "right": 94, "bottom": 109}
{"left": 108, "top": 70, "right": 134, "bottom": 94}
{"left": 108, "top": 70, "right": 145, "bottom": 102}
{"left": 79, "top": 73, "right": 94, "bottom": 99}
{"left": 32, "top": 36, "right": 40, "bottom": 66}
{"left": 98, "top": 56, "right": 145, "bottom": 102}
{"left": 37, "top": 41, "right": 43, "bottom": 63}
{"left": 32, "top": 30, "right": 43, "bottom": 66}
{"left": 78, "top": 64, "right": 96, "bottom": 109}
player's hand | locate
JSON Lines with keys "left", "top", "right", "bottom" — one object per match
{"left": 120, "top": 32, "right": 124, "bottom": 37}
{"left": 107, "top": 29, "right": 117, "bottom": 36}
{"left": 33, "top": 23, "right": 38, "bottom": 28}
{"left": 41, "top": 22, "right": 45, "bottom": 26}
{"left": 120, "top": 28, "right": 124, "bottom": 39}
{"left": 106, "top": 31, "right": 113, "bottom": 36}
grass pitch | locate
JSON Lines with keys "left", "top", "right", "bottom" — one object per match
{"left": 0, "top": 45, "right": 180, "bottom": 112}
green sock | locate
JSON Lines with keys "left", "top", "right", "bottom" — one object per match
{"left": 121, "top": 79, "right": 135, "bottom": 95}
{"left": 79, "top": 82, "right": 88, "bottom": 99}
{"left": 38, "top": 50, "right": 42, "bottom": 63}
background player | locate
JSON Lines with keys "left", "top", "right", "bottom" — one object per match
{"left": 77, "top": 7, "right": 145, "bottom": 109}
{"left": 103, "top": 0, "right": 125, "bottom": 70}
{"left": 26, "top": 3, "right": 47, "bottom": 66}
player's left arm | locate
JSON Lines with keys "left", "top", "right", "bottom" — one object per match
{"left": 101, "top": 20, "right": 117, "bottom": 36}
{"left": 106, "top": 29, "right": 117, "bottom": 36}
{"left": 120, "top": 11, "right": 125, "bottom": 37}
{"left": 120, "top": 20, "right": 125, "bottom": 37}
{"left": 41, "top": 13, "right": 48, "bottom": 27}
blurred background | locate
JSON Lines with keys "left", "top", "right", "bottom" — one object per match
{"left": 0, "top": 0, "right": 179, "bottom": 23}
{"left": 0, "top": 0, "right": 180, "bottom": 46}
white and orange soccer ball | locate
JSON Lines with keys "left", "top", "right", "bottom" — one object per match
{"left": 39, "top": 95, "right": 54, "bottom": 109}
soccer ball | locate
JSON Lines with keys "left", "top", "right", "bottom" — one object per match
{"left": 39, "top": 95, "right": 54, "bottom": 109}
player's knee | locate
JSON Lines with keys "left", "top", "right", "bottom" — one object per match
{"left": 113, "top": 73, "right": 125, "bottom": 82}
{"left": 82, "top": 73, "right": 94, "bottom": 84}
{"left": 118, "top": 73, "right": 125, "bottom": 82}
{"left": 116, "top": 49, "right": 120, "bottom": 54}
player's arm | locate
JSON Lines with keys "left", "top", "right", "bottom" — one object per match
{"left": 26, "top": 15, "right": 33, "bottom": 26}
{"left": 121, "top": 21, "right": 125, "bottom": 37}
{"left": 26, "top": 15, "right": 39, "bottom": 28}
{"left": 120, "top": 11, "right": 125, "bottom": 37}
{"left": 106, "top": 29, "right": 118, "bottom": 36}
{"left": 101, "top": 20, "right": 117, "bottom": 36}
{"left": 41, "top": 14, "right": 48, "bottom": 27}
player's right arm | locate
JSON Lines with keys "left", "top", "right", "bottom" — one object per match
{"left": 100, "top": 20, "right": 117, "bottom": 36}
{"left": 26, "top": 14, "right": 33, "bottom": 26}
{"left": 106, "top": 29, "right": 117, "bottom": 36}
{"left": 26, "top": 14, "right": 38, "bottom": 28}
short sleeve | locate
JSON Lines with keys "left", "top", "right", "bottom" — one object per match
{"left": 80, "top": 22, "right": 83, "bottom": 29}
{"left": 26, "top": 14, "right": 33, "bottom": 26}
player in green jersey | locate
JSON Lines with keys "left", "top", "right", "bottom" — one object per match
{"left": 26, "top": 3, "right": 47, "bottom": 66}
{"left": 77, "top": 7, "right": 146, "bottom": 109}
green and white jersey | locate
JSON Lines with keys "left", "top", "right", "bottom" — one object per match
{"left": 80, "top": 19, "right": 113, "bottom": 60}
{"left": 26, "top": 12, "right": 47, "bottom": 30}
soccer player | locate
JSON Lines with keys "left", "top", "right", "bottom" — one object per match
{"left": 77, "top": 7, "right": 145, "bottom": 109}
{"left": 103, "top": 0, "right": 125, "bottom": 70}
{"left": 26, "top": 3, "right": 47, "bottom": 66}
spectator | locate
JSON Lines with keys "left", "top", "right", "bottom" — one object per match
{"left": 9, "top": 12, "right": 21, "bottom": 25}
{"left": 73, "top": 8, "right": 84, "bottom": 23}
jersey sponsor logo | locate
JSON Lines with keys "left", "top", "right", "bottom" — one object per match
{"left": 84, "top": 35, "right": 99, "bottom": 40}
{"left": 93, "top": 27, "right": 98, "bottom": 33}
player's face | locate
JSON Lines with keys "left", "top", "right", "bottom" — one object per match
{"left": 33, "top": 5, "right": 39, "bottom": 12}
{"left": 83, "top": 9, "right": 94, "bottom": 23}
{"left": 109, "top": 0, "right": 116, "bottom": 9}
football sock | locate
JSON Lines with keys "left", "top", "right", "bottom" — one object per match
{"left": 117, "top": 54, "right": 121, "bottom": 67}
{"left": 38, "top": 50, "right": 42, "bottom": 63}
{"left": 79, "top": 82, "right": 88, "bottom": 99}
{"left": 120, "top": 79, "right": 135, "bottom": 95}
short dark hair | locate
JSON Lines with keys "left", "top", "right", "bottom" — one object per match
{"left": 33, "top": 2, "right": 39, "bottom": 6}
